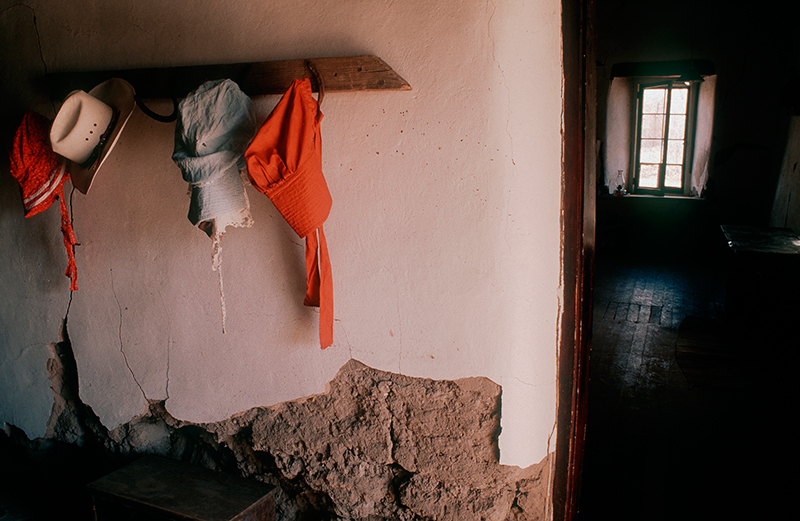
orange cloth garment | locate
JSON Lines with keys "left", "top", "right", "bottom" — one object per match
{"left": 245, "top": 78, "right": 333, "bottom": 348}
{"left": 10, "top": 112, "right": 78, "bottom": 291}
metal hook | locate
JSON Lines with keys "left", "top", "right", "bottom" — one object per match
{"left": 134, "top": 93, "right": 178, "bottom": 123}
{"left": 305, "top": 60, "right": 325, "bottom": 108}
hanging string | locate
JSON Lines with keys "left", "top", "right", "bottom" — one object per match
{"left": 58, "top": 187, "right": 78, "bottom": 291}
{"left": 217, "top": 255, "right": 227, "bottom": 334}
{"left": 212, "top": 231, "right": 227, "bottom": 334}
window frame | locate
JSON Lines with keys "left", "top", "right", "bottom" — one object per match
{"left": 630, "top": 77, "right": 700, "bottom": 196}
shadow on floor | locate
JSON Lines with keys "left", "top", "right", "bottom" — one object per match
{"left": 577, "top": 242, "right": 796, "bottom": 520}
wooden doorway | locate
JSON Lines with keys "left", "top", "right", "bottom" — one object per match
{"left": 553, "top": 0, "right": 596, "bottom": 519}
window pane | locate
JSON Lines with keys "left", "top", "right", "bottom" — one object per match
{"left": 665, "top": 164, "right": 683, "bottom": 188}
{"left": 670, "top": 88, "right": 688, "bottom": 115}
{"left": 640, "top": 138, "right": 663, "bottom": 163}
{"left": 635, "top": 80, "right": 696, "bottom": 193}
{"left": 643, "top": 88, "right": 666, "bottom": 114}
{"left": 666, "top": 139, "right": 684, "bottom": 164}
{"left": 668, "top": 115, "right": 686, "bottom": 139}
{"left": 639, "top": 164, "right": 660, "bottom": 188}
{"left": 641, "top": 115, "right": 665, "bottom": 139}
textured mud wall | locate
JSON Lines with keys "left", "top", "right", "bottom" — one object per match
{"left": 1, "top": 0, "right": 563, "bottom": 469}
{"left": 3, "top": 321, "right": 550, "bottom": 520}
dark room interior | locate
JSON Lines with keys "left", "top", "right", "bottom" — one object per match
{"left": 579, "top": 0, "right": 799, "bottom": 519}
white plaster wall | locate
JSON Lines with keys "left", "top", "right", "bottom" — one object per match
{"left": 0, "top": 0, "right": 563, "bottom": 468}
{"left": 604, "top": 77, "right": 632, "bottom": 191}
{"left": 691, "top": 76, "right": 716, "bottom": 196}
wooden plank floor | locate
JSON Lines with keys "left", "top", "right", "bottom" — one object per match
{"left": 590, "top": 260, "right": 725, "bottom": 402}
{"left": 577, "top": 250, "right": 793, "bottom": 520}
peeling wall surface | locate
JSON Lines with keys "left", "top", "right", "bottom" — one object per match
{"left": 0, "top": 0, "right": 563, "bottom": 476}
{"left": 8, "top": 328, "right": 551, "bottom": 519}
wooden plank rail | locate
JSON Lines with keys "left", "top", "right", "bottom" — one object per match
{"left": 47, "top": 55, "right": 411, "bottom": 101}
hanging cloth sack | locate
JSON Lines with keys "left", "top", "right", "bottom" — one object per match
{"left": 9, "top": 112, "right": 78, "bottom": 290}
{"left": 245, "top": 78, "right": 333, "bottom": 349}
{"left": 172, "top": 79, "right": 257, "bottom": 332}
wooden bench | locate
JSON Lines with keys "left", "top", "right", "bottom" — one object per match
{"left": 87, "top": 456, "right": 275, "bottom": 521}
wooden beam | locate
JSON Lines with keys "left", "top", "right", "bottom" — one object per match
{"left": 47, "top": 55, "right": 411, "bottom": 100}
{"left": 610, "top": 59, "right": 715, "bottom": 79}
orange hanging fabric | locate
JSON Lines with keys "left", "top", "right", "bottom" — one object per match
{"left": 246, "top": 78, "right": 333, "bottom": 348}
{"left": 10, "top": 112, "right": 79, "bottom": 291}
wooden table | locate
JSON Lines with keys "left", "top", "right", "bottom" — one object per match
{"left": 721, "top": 225, "right": 800, "bottom": 256}
{"left": 720, "top": 225, "right": 800, "bottom": 335}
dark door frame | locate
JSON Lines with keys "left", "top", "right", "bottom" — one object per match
{"left": 553, "top": 0, "right": 595, "bottom": 519}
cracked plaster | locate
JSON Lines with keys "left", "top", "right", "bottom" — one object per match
{"left": 1, "top": 0, "right": 563, "bottom": 472}
{"left": 32, "top": 323, "right": 550, "bottom": 520}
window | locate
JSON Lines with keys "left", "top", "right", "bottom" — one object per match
{"left": 632, "top": 79, "right": 698, "bottom": 195}
{"left": 604, "top": 60, "right": 715, "bottom": 197}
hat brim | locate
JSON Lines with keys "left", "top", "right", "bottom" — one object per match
{"left": 68, "top": 78, "right": 136, "bottom": 194}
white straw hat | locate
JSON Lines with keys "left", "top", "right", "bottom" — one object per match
{"left": 50, "top": 78, "right": 135, "bottom": 194}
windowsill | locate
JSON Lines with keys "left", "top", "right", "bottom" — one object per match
{"left": 601, "top": 193, "right": 704, "bottom": 201}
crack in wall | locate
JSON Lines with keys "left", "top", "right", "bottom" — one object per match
{"left": 156, "top": 287, "right": 171, "bottom": 400}
{"left": 11, "top": 334, "right": 553, "bottom": 521}
{"left": 486, "top": 0, "right": 517, "bottom": 167}
{"left": 336, "top": 320, "right": 354, "bottom": 359}
{"left": 381, "top": 263, "right": 405, "bottom": 374}
{"left": 110, "top": 268, "right": 148, "bottom": 402}
{"left": 13, "top": 1, "right": 78, "bottom": 325}
{"left": 1, "top": 3, "right": 55, "bottom": 114}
